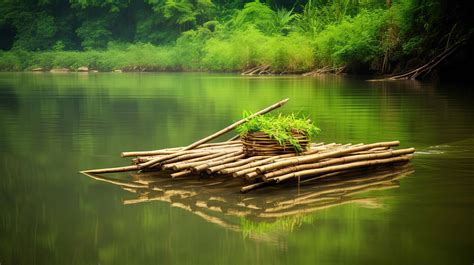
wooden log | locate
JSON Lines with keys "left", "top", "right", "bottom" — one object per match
{"left": 81, "top": 171, "right": 148, "bottom": 188}
{"left": 348, "top": 146, "right": 390, "bottom": 155}
{"left": 162, "top": 152, "right": 230, "bottom": 170}
{"left": 221, "top": 154, "right": 294, "bottom": 175}
{"left": 81, "top": 165, "right": 139, "bottom": 174}
{"left": 123, "top": 143, "right": 242, "bottom": 157}
{"left": 192, "top": 153, "right": 246, "bottom": 173}
{"left": 263, "top": 148, "right": 415, "bottom": 180}
{"left": 221, "top": 148, "right": 319, "bottom": 176}
{"left": 134, "top": 146, "right": 242, "bottom": 164}
{"left": 160, "top": 151, "right": 224, "bottom": 165}
{"left": 243, "top": 150, "right": 352, "bottom": 180}
{"left": 173, "top": 151, "right": 243, "bottom": 171}
{"left": 227, "top": 134, "right": 240, "bottom": 141}
{"left": 233, "top": 167, "right": 260, "bottom": 178}
{"left": 121, "top": 140, "right": 241, "bottom": 157}
{"left": 171, "top": 170, "right": 193, "bottom": 178}
{"left": 136, "top": 151, "right": 214, "bottom": 165}
{"left": 245, "top": 171, "right": 260, "bottom": 180}
{"left": 138, "top": 98, "right": 289, "bottom": 169}
{"left": 272, "top": 155, "right": 412, "bottom": 183}
{"left": 240, "top": 181, "right": 274, "bottom": 193}
{"left": 149, "top": 146, "right": 243, "bottom": 168}
{"left": 231, "top": 150, "right": 335, "bottom": 178}
{"left": 220, "top": 158, "right": 275, "bottom": 175}
{"left": 256, "top": 141, "right": 400, "bottom": 174}
{"left": 298, "top": 171, "right": 348, "bottom": 184}
{"left": 232, "top": 152, "right": 318, "bottom": 178}
{"left": 183, "top": 98, "right": 288, "bottom": 149}
{"left": 206, "top": 156, "right": 268, "bottom": 174}
{"left": 121, "top": 147, "right": 181, "bottom": 157}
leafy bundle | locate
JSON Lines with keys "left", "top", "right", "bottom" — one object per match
{"left": 237, "top": 113, "right": 320, "bottom": 152}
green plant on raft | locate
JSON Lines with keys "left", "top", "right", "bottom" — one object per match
{"left": 237, "top": 112, "right": 321, "bottom": 153}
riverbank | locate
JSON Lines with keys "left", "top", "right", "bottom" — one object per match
{"left": 0, "top": 39, "right": 317, "bottom": 74}
{"left": 2, "top": 1, "right": 472, "bottom": 80}
{"left": 1, "top": 37, "right": 471, "bottom": 80}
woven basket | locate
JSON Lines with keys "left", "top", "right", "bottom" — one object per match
{"left": 242, "top": 131, "right": 309, "bottom": 156}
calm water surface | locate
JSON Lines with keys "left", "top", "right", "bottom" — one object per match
{"left": 0, "top": 73, "right": 473, "bottom": 265}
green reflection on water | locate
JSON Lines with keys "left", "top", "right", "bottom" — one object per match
{"left": 0, "top": 73, "right": 473, "bottom": 265}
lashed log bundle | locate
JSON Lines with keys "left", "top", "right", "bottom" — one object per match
{"left": 82, "top": 140, "right": 415, "bottom": 192}
{"left": 82, "top": 98, "right": 415, "bottom": 192}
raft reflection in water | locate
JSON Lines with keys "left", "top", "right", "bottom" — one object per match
{"left": 83, "top": 165, "right": 413, "bottom": 241}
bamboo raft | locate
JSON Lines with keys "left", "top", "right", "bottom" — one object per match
{"left": 82, "top": 99, "right": 415, "bottom": 193}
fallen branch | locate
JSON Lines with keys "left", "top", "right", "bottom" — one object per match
{"left": 370, "top": 38, "right": 467, "bottom": 81}
{"left": 302, "top": 66, "right": 346, "bottom": 76}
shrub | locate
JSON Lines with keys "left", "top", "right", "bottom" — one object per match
{"left": 263, "top": 33, "right": 314, "bottom": 72}
{"left": 0, "top": 51, "right": 22, "bottom": 71}
{"left": 313, "top": 9, "right": 387, "bottom": 66}
{"left": 202, "top": 27, "right": 267, "bottom": 71}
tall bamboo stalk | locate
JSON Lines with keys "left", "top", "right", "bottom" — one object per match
{"left": 138, "top": 98, "right": 289, "bottom": 169}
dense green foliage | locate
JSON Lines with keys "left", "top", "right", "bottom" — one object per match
{"left": 0, "top": 0, "right": 471, "bottom": 73}
{"left": 237, "top": 113, "right": 320, "bottom": 152}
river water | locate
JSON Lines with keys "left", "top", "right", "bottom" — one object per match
{"left": 0, "top": 73, "right": 473, "bottom": 265}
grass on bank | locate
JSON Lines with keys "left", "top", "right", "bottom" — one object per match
{"left": 0, "top": 6, "right": 388, "bottom": 73}
{"left": 0, "top": 32, "right": 317, "bottom": 73}
{"left": 0, "top": 0, "right": 440, "bottom": 74}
